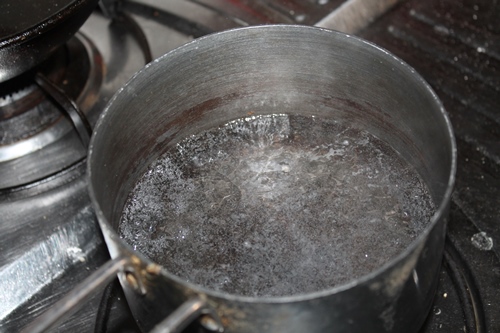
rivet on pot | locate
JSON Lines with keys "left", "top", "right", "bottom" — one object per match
{"left": 200, "top": 314, "right": 224, "bottom": 332}
{"left": 146, "top": 263, "right": 161, "bottom": 276}
{"left": 124, "top": 271, "right": 146, "bottom": 295}
{"left": 125, "top": 272, "right": 139, "bottom": 289}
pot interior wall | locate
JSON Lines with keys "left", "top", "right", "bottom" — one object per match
{"left": 89, "top": 25, "right": 453, "bottom": 238}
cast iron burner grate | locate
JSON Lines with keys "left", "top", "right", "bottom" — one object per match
{"left": 0, "top": 36, "right": 94, "bottom": 145}
{"left": 0, "top": 33, "right": 102, "bottom": 189}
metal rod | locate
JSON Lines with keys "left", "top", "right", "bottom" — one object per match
{"left": 112, "top": 10, "right": 154, "bottom": 64}
{"left": 35, "top": 73, "right": 93, "bottom": 149}
{"left": 150, "top": 297, "right": 223, "bottom": 333}
{"left": 315, "top": 0, "right": 406, "bottom": 34}
{"left": 20, "top": 257, "right": 129, "bottom": 333}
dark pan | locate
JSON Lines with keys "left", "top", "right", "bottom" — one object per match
{"left": 0, "top": 0, "right": 99, "bottom": 82}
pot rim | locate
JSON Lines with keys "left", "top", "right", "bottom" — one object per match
{"left": 88, "top": 24, "right": 457, "bottom": 304}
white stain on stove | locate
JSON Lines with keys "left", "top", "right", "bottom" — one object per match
{"left": 471, "top": 231, "right": 493, "bottom": 251}
{"left": 0, "top": 207, "right": 97, "bottom": 320}
{"left": 67, "top": 247, "right": 86, "bottom": 263}
{"left": 433, "top": 25, "right": 450, "bottom": 35}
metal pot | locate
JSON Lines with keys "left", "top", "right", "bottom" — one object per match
{"left": 24, "top": 25, "right": 456, "bottom": 333}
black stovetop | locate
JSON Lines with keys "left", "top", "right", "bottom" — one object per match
{"left": 0, "top": 0, "right": 498, "bottom": 332}
{"left": 360, "top": 1, "right": 500, "bottom": 331}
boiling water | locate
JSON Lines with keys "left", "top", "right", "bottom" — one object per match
{"left": 120, "top": 114, "right": 435, "bottom": 297}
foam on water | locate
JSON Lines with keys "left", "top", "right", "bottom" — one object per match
{"left": 119, "top": 114, "right": 435, "bottom": 297}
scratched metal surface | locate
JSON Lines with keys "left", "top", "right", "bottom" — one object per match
{"left": 0, "top": 0, "right": 499, "bottom": 332}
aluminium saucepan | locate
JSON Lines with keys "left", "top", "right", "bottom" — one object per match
{"left": 23, "top": 25, "right": 456, "bottom": 333}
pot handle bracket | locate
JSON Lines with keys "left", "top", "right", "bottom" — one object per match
{"left": 20, "top": 255, "right": 224, "bottom": 333}
{"left": 150, "top": 297, "right": 224, "bottom": 333}
{"left": 116, "top": 250, "right": 225, "bottom": 333}
{"left": 20, "top": 256, "right": 131, "bottom": 333}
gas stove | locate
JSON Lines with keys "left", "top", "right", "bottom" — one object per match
{"left": 0, "top": 1, "right": 498, "bottom": 332}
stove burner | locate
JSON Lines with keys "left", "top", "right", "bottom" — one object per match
{"left": 0, "top": 32, "right": 103, "bottom": 189}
